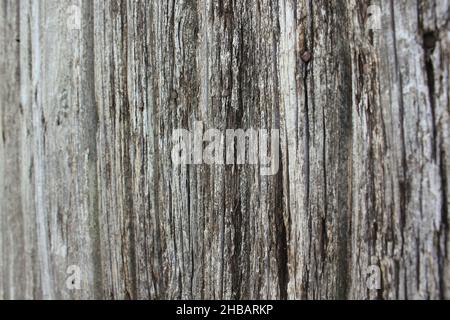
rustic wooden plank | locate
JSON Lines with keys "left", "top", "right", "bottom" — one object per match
{"left": 0, "top": 0, "right": 448, "bottom": 300}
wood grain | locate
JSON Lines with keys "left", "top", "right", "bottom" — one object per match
{"left": 0, "top": 0, "right": 448, "bottom": 300}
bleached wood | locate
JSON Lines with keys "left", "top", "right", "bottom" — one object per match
{"left": 0, "top": 0, "right": 448, "bottom": 300}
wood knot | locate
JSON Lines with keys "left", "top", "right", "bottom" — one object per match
{"left": 301, "top": 51, "right": 312, "bottom": 63}
{"left": 423, "top": 31, "right": 437, "bottom": 50}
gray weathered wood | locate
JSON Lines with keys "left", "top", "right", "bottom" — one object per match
{"left": 0, "top": 0, "right": 448, "bottom": 300}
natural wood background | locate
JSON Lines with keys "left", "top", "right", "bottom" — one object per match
{"left": 0, "top": 0, "right": 448, "bottom": 300}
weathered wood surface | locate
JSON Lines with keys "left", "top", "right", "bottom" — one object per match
{"left": 0, "top": 0, "right": 448, "bottom": 300}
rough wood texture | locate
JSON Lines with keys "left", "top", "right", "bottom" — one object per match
{"left": 0, "top": 0, "right": 448, "bottom": 300}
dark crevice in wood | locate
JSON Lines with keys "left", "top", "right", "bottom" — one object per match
{"left": 438, "top": 149, "right": 449, "bottom": 299}
{"left": 423, "top": 31, "right": 438, "bottom": 161}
